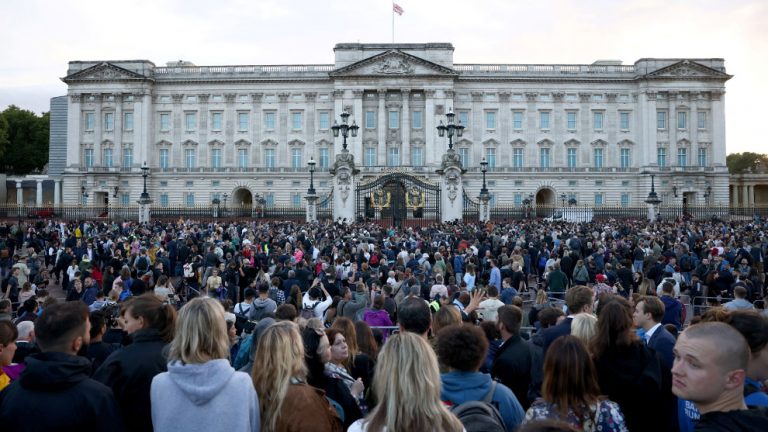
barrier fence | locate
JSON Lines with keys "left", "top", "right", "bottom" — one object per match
{"left": 3, "top": 203, "right": 768, "bottom": 223}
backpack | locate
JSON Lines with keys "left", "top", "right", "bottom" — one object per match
{"left": 448, "top": 381, "right": 506, "bottom": 432}
{"left": 136, "top": 256, "right": 149, "bottom": 272}
{"left": 369, "top": 253, "right": 379, "bottom": 266}
{"left": 300, "top": 302, "right": 318, "bottom": 320}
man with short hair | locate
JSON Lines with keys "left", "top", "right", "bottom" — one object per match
{"left": 672, "top": 322, "right": 768, "bottom": 430}
{"left": 540, "top": 285, "right": 594, "bottom": 354}
{"left": 438, "top": 324, "right": 524, "bottom": 431}
{"left": 0, "top": 301, "right": 124, "bottom": 430}
{"left": 397, "top": 296, "right": 431, "bottom": 338}
{"left": 723, "top": 286, "right": 754, "bottom": 311}
{"left": 661, "top": 282, "right": 684, "bottom": 330}
{"left": 12, "top": 320, "right": 38, "bottom": 364}
{"left": 633, "top": 296, "right": 676, "bottom": 369}
{"left": 0, "top": 299, "right": 11, "bottom": 321}
{"left": 478, "top": 285, "right": 504, "bottom": 323}
{"left": 492, "top": 305, "right": 540, "bottom": 410}
{"left": 546, "top": 261, "right": 568, "bottom": 295}
{"left": 249, "top": 284, "right": 277, "bottom": 321}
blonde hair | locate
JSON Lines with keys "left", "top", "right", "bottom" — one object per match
{"left": 364, "top": 332, "right": 463, "bottom": 432}
{"left": 536, "top": 289, "right": 549, "bottom": 305}
{"left": 168, "top": 297, "right": 230, "bottom": 364}
{"left": 571, "top": 312, "right": 598, "bottom": 346}
{"left": 252, "top": 321, "right": 306, "bottom": 432}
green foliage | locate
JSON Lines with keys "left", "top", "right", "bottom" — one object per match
{"left": 0, "top": 105, "right": 49, "bottom": 175}
{"left": 726, "top": 152, "right": 768, "bottom": 174}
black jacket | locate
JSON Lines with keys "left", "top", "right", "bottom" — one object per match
{"left": 695, "top": 408, "right": 768, "bottom": 431}
{"left": 594, "top": 342, "right": 677, "bottom": 432}
{"left": 491, "top": 334, "right": 537, "bottom": 410}
{"left": 0, "top": 352, "right": 124, "bottom": 432}
{"left": 93, "top": 329, "right": 169, "bottom": 432}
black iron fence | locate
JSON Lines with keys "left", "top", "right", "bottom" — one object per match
{"left": 3, "top": 203, "right": 768, "bottom": 224}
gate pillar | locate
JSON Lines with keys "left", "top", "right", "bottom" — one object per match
{"left": 331, "top": 149, "right": 357, "bottom": 224}
{"left": 438, "top": 149, "right": 465, "bottom": 223}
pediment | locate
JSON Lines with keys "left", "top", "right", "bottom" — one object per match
{"left": 235, "top": 139, "right": 252, "bottom": 146}
{"left": 63, "top": 62, "right": 150, "bottom": 83}
{"left": 564, "top": 138, "right": 581, "bottom": 147}
{"left": 537, "top": 138, "right": 554, "bottom": 147}
{"left": 182, "top": 139, "right": 198, "bottom": 146}
{"left": 288, "top": 139, "right": 306, "bottom": 146}
{"left": 208, "top": 139, "right": 225, "bottom": 146}
{"left": 645, "top": 60, "right": 731, "bottom": 81}
{"left": 261, "top": 139, "right": 279, "bottom": 147}
{"left": 156, "top": 140, "right": 173, "bottom": 147}
{"left": 330, "top": 50, "right": 458, "bottom": 77}
{"left": 315, "top": 139, "right": 333, "bottom": 147}
{"left": 482, "top": 138, "right": 500, "bottom": 147}
{"left": 456, "top": 138, "right": 473, "bottom": 148}
{"left": 618, "top": 139, "right": 635, "bottom": 147}
{"left": 590, "top": 139, "right": 608, "bottom": 147}
{"left": 510, "top": 139, "right": 527, "bottom": 147}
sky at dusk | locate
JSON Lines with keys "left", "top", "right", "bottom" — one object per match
{"left": 0, "top": 0, "right": 765, "bottom": 154}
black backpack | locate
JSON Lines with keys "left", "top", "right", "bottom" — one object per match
{"left": 448, "top": 381, "right": 506, "bottom": 432}
{"left": 300, "top": 302, "right": 318, "bottom": 320}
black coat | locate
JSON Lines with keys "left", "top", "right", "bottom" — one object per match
{"left": 594, "top": 342, "right": 677, "bottom": 432}
{"left": 93, "top": 329, "right": 169, "bottom": 432}
{"left": 491, "top": 334, "right": 537, "bottom": 410}
{"left": 695, "top": 408, "right": 768, "bottom": 431}
{"left": 0, "top": 352, "right": 125, "bottom": 432}
{"left": 540, "top": 317, "right": 573, "bottom": 355}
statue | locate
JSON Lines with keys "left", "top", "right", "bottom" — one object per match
{"left": 445, "top": 170, "right": 460, "bottom": 203}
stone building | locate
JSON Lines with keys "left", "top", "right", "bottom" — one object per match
{"left": 49, "top": 43, "right": 731, "bottom": 211}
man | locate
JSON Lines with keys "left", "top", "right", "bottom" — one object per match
{"left": 438, "top": 324, "right": 525, "bottom": 431}
{"left": 12, "top": 321, "right": 39, "bottom": 364}
{"left": 672, "top": 322, "right": 768, "bottom": 430}
{"left": 398, "top": 296, "right": 432, "bottom": 338}
{"left": 0, "top": 299, "right": 11, "bottom": 321}
{"left": 492, "top": 305, "right": 541, "bottom": 410}
{"left": 660, "top": 282, "right": 684, "bottom": 330}
{"left": 0, "top": 301, "right": 124, "bottom": 431}
{"left": 478, "top": 285, "right": 505, "bottom": 322}
{"left": 633, "top": 296, "right": 676, "bottom": 369}
{"left": 3, "top": 267, "right": 20, "bottom": 306}
{"left": 249, "top": 284, "right": 277, "bottom": 321}
{"left": 488, "top": 259, "right": 502, "bottom": 291}
{"left": 81, "top": 277, "right": 99, "bottom": 306}
{"left": 86, "top": 310, "right": 122, "bottom": 372}
{"left": 540, "top": 285, "right": 593, "bottom": 354}
{"left": 234, "top": 287, "right": 256, "bottom": 317}
{"left": 723, "top": 286, "right": 754, "bottom": 311}
{"left": 546, "top": 262, "right": 568, "bottom": 296}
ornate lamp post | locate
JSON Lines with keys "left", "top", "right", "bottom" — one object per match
{"left": 560, "top": 193, "right": 567, "bottom": 208}
{"left": 644, "top": 173, "right": 662, "bottom": 221}
{"left": 331, "top": 111, "right": 359, "bottom": 152}
{"left": 436, "top": 109, "right": 464, "bottom": 151}
{"left": 478, "top": 157, "right": 490, "bottom": 221}
{"left": 480, "top": 157, "right": 489, "bottom": 195}
{"left": 307, "top": 156, "right": 317, "bottom": 195}
{"left": 138, "top": 161, "right": 152, "bottom": 224}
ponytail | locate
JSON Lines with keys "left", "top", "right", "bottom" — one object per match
{"left": 125, "top": 294, "right": 177, "bottom": 343}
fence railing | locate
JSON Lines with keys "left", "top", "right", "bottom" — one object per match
{"left": 3, "top": 203, "right": 768, "bottom": 223}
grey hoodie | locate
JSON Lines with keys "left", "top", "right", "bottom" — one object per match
{"left": 150, "top": 359, "right": 260, "bottom": 432}
{"left": 248, "top": 297, "right": 277, "bottom": 321}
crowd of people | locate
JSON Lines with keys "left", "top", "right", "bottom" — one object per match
{"left": 0, "top": 214, "right": 767, "bottom": 431}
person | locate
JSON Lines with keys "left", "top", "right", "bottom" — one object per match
{"left": 249, "top": 284, "right": 277, "bottom": 321}
{"left": 633, "top": 295, "right": 676, "bottom": 369}
{"left": 151, "top": 297, "right": 260, "bottom": 432}
{"left": 302, "top": 281, "right": 333, "bottom": 320}
{"left": 724, "top": 311, "right": 768, "bottom": 407}
{"left": 348, "top": 332, "right": 464, "bottom": 432}
{"left": 0, "top": 320, "right": 17, "bottom": 391}
{"left": 94, "top": 294, "right": 177, "bottom": 432}
{"left": 570, "top": 312, "right": 598, "bottom": 346}
{"left": 541, "top": 285, "right": 594, "bottom": 354}
{"left": 723, "top": 286, "right": 754, "bottom": 311}
{"left": 671, "top": 322, "right": 768, "bottom": 430}
{"left": 324, "top": 327, "right": 366, "bottom": 401}
{"left": 86, "top": 310, "right": 122, "bottom": 372}
{"left": 547, "top": 262, "right": 568, "bottom": 295}
{"left": 302, "top": 325, "right": 363, "bottom": 429}
{"left": 331, "top": 317, "right": 374, "bottom": 390}
{"left": 528, "top": 289, "right": 552, "bottom": 328}
{"left": 492, "top": 305, "right": 540, "bottom": 410}
{"left": 590, "top": 296, "right": 676, "bottom": 432}
{"left": 397, "top": 296, "right": 432, "bottom": 338}
{"left": 438, "top": 323, "right": 525, "bottom": 431}
{"left": 523, "top": 336, "right": 628, "bottom": 431}
{"left": 362, "top": 295, "right": 393, "bottom": 336}
{"left": 479, "top": 284, "right": 505, "bottom": 322}
{"left": 659, "top": 282, "right": 684, "bottom": 330}
{"left": 12, "top": 320, "right": 38, "bottom": 364}
{"left": 252, "top": 321, "right": 342, "bottom": 432}
{"left": 0, "top": 301, "right": 124, "bottom": 431}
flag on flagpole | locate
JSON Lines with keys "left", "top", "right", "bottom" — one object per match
{"left": 393, "top": 2, "right": 404, "bottom": 15}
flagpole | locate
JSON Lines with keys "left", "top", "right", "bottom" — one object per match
{"left": 392, "top": 3, "right": 395, "bottom": 43}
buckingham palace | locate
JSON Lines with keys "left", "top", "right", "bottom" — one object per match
{"left": 45, "top": 42, "right": 730, "bottom": 216}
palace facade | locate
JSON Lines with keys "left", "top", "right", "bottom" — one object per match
{"left": 49, "top": 43, "right": 731, "bottom": 210}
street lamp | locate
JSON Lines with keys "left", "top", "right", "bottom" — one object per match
{"left": 645, "top": 173, "right": 662, "bottom": 205}
{"left": 140, "top": 161, "right": 150, "bottom": 201}
{"left": 307, "top": 156, "right": 317, "bottom": 195}
{"left": 113, "top": 186, "right": 119, "bottom": 199}
{"left": 560, "top": 193, "right": 567, "bottom": 208}
{"left": 212, "top": 197, "right": 221, "bottom": 220}
{"left": 81, "top": 186, "right": 89, "bottom": 203}
{"left": 331, "top": 111, "right": 359, "bottom": 152}
{"left": 223, "top": 193, "right": 228, "bottom": 209}
{"left": 480, "top": 157, "right": 489, "bottom": 195}
{"left": 436, "top": 109, "right": 465, "bottom": 151}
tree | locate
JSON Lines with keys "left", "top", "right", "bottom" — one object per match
{"left": 726, "top": 152, "right": 768, "bottom": 174}
{"left": 0, "top": 105, "right": 49, "bottom": 175}
{"left": 0, "top": 113, "right": 8, "bottom": 161}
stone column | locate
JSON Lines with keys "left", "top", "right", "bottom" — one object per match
{"left": 93, "top": 94, "right": 103, "bottom": 166}
{"left": 331, "top": 149, "right": 357, "bottom": 224}
{"left": 251, "top": 93, "right": 263, "bottom": 165}
{"left": 748, "top": 184, "right": 754, "bottom": 205}
{"left": 278, "top": 92, "right": 290, "bottom": 167}
{"left": 377, "top": 89, "right": 387, "bottom": 166}
{"left": 425, "top": 89, "right": 437, "bottom": 166}
{"left": 352, "top": 90, "right": 364, "bottom": 158}
{"left": 15, "top": 180, "right": 22, "bottom": 204}
{"left": 138, "top": 196, "right": 152, "bottom": 224}
{"left": 642, "top": 91, "right": 658, "bottom": 167}
{"left": 478, "top": 192, "right": 491, "bottom": 222}
{"left": 67, "top": 94, "right": 82, "bottom": 168}
{"left": 401, "top": 89, "right": 411, "bottom": 166}
{"left": 439, "top": 150, "right": 464, "bottom": 222}
{"left": 54, "top": 180, "right": 61, "bottom": 205}
{"left": 305, "top": 194, "right": 318, "bottom": 223}
{"left": 669, "top": 92, "right": 678, "bottom": 167}
{"left": 36, "top": 180, "right": 43, "bottom": 205}
{"left": 711, "top": 91, "right": 726, "bottom": 167}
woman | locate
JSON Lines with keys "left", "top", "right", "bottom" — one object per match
{"left": 94, "top": 293, "right": 177, "bottom": 432}
{"left": 302, "top": 326, "right": 363, "bottom": 429}
{"left": 253, "top": 321, "right": 342, "bottom": 432}
{"left": 572, "top": 260, "right": 589, "bottom": 286}
{"left": 528, "top": 289, "right": 551, "bottom": 328}
{"left": 206, "top": 268, "right": 223, "bottom": 298}
{"left": 524, "top": 336, "right": 627, "bottom": 431}
{"left": 18, "top": 282, "right": 35, "bottom": 304}
{"left": 633, "top": 271, "right": 654, "bottom": 296}
{"left": 153, "top": 275, "right": 177, "bottom": 303}
{"left": 0, "top": 320, "right": 18, "bottom": 391}
{"left": 354, "top": 321, "right": 379, "bottom": 364}
{"left": 325, "top": 327, "right": 368, "bottom": 398}
{"left": 362, "top": 296, "right": 393, "bottom": 337}
{"left": 348, "top": 332, "right": 464, "bottom": 432}
{"left": 150, "top": 297, "right": 259, "bottom": 432}
{"left": 570, "top": 312, "right": 598, "bottom": 346}
{"left": 463, "top": 264, "right": 476, "bottom": 292}
{"left": 589, "top": 296, "right": 675, "bottom": 432}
